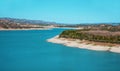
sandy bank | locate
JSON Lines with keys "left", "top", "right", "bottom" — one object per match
{"left": 47, "top": 35, "right": 120, "bottom": 53}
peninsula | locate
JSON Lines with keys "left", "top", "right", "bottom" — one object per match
{"left": 48, "top": 24, "right": 120, "bottom": 53}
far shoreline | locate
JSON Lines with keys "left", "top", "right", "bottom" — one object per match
{"left": 47, "top": 35, "right": 120, "bottom": 53}
{"left": 0, "top": 28, "right": 52, "bottom": 31}
{"left": 0, "top": 27, "right": 83, "bottom": 31}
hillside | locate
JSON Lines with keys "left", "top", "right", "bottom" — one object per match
{"left": 0, "top": 17, "right": 58, "bottom": 29}
{"left": 59, "top": 25, "right": 120, "bottom": 44}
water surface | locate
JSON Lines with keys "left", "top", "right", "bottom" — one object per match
{"left": 0, "top": 28, "right": 120, "bottom": 71}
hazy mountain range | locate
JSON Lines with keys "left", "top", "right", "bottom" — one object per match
{"left": 0, "top": 17, "right": 60, "bottom": 25}
{"left": 0, "top": 17, "right": 120, "bottom": 26}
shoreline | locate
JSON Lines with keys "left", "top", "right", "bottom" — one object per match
{"left": 47, "top": 35, "right": 120, "bottom": 53}
{"left": 0, "top": 25, "right": 57, "bottom": 31}
{"left": 0, "top": 27, "right": 83, "bottom": 31}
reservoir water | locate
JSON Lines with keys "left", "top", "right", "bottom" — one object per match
{"left": 0, "top": 28, "right": 120, "bottom": 71}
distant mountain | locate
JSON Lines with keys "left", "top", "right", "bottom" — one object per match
{"left": 0, "top": 17, "right": 119, "bottom": 27}
{"left": 0, "top": 17, "right": 58, "bottom": 25}
{"left": 0, "top": 17, "right": 64, "bottom": 29}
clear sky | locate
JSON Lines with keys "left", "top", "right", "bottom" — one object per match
{"left": 0, "top": 0, "right": 120, "bottom": 24}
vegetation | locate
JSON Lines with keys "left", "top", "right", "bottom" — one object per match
{"left": 59, "top": 25, "right": 120, "bottom": 44}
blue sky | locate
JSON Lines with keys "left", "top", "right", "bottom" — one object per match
{"left": 0, "top": 0, "right": 120, "bottom": 24}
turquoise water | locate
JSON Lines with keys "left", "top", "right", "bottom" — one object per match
{"left": 0, "top": 28, "right": 120, "bottom": 71}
